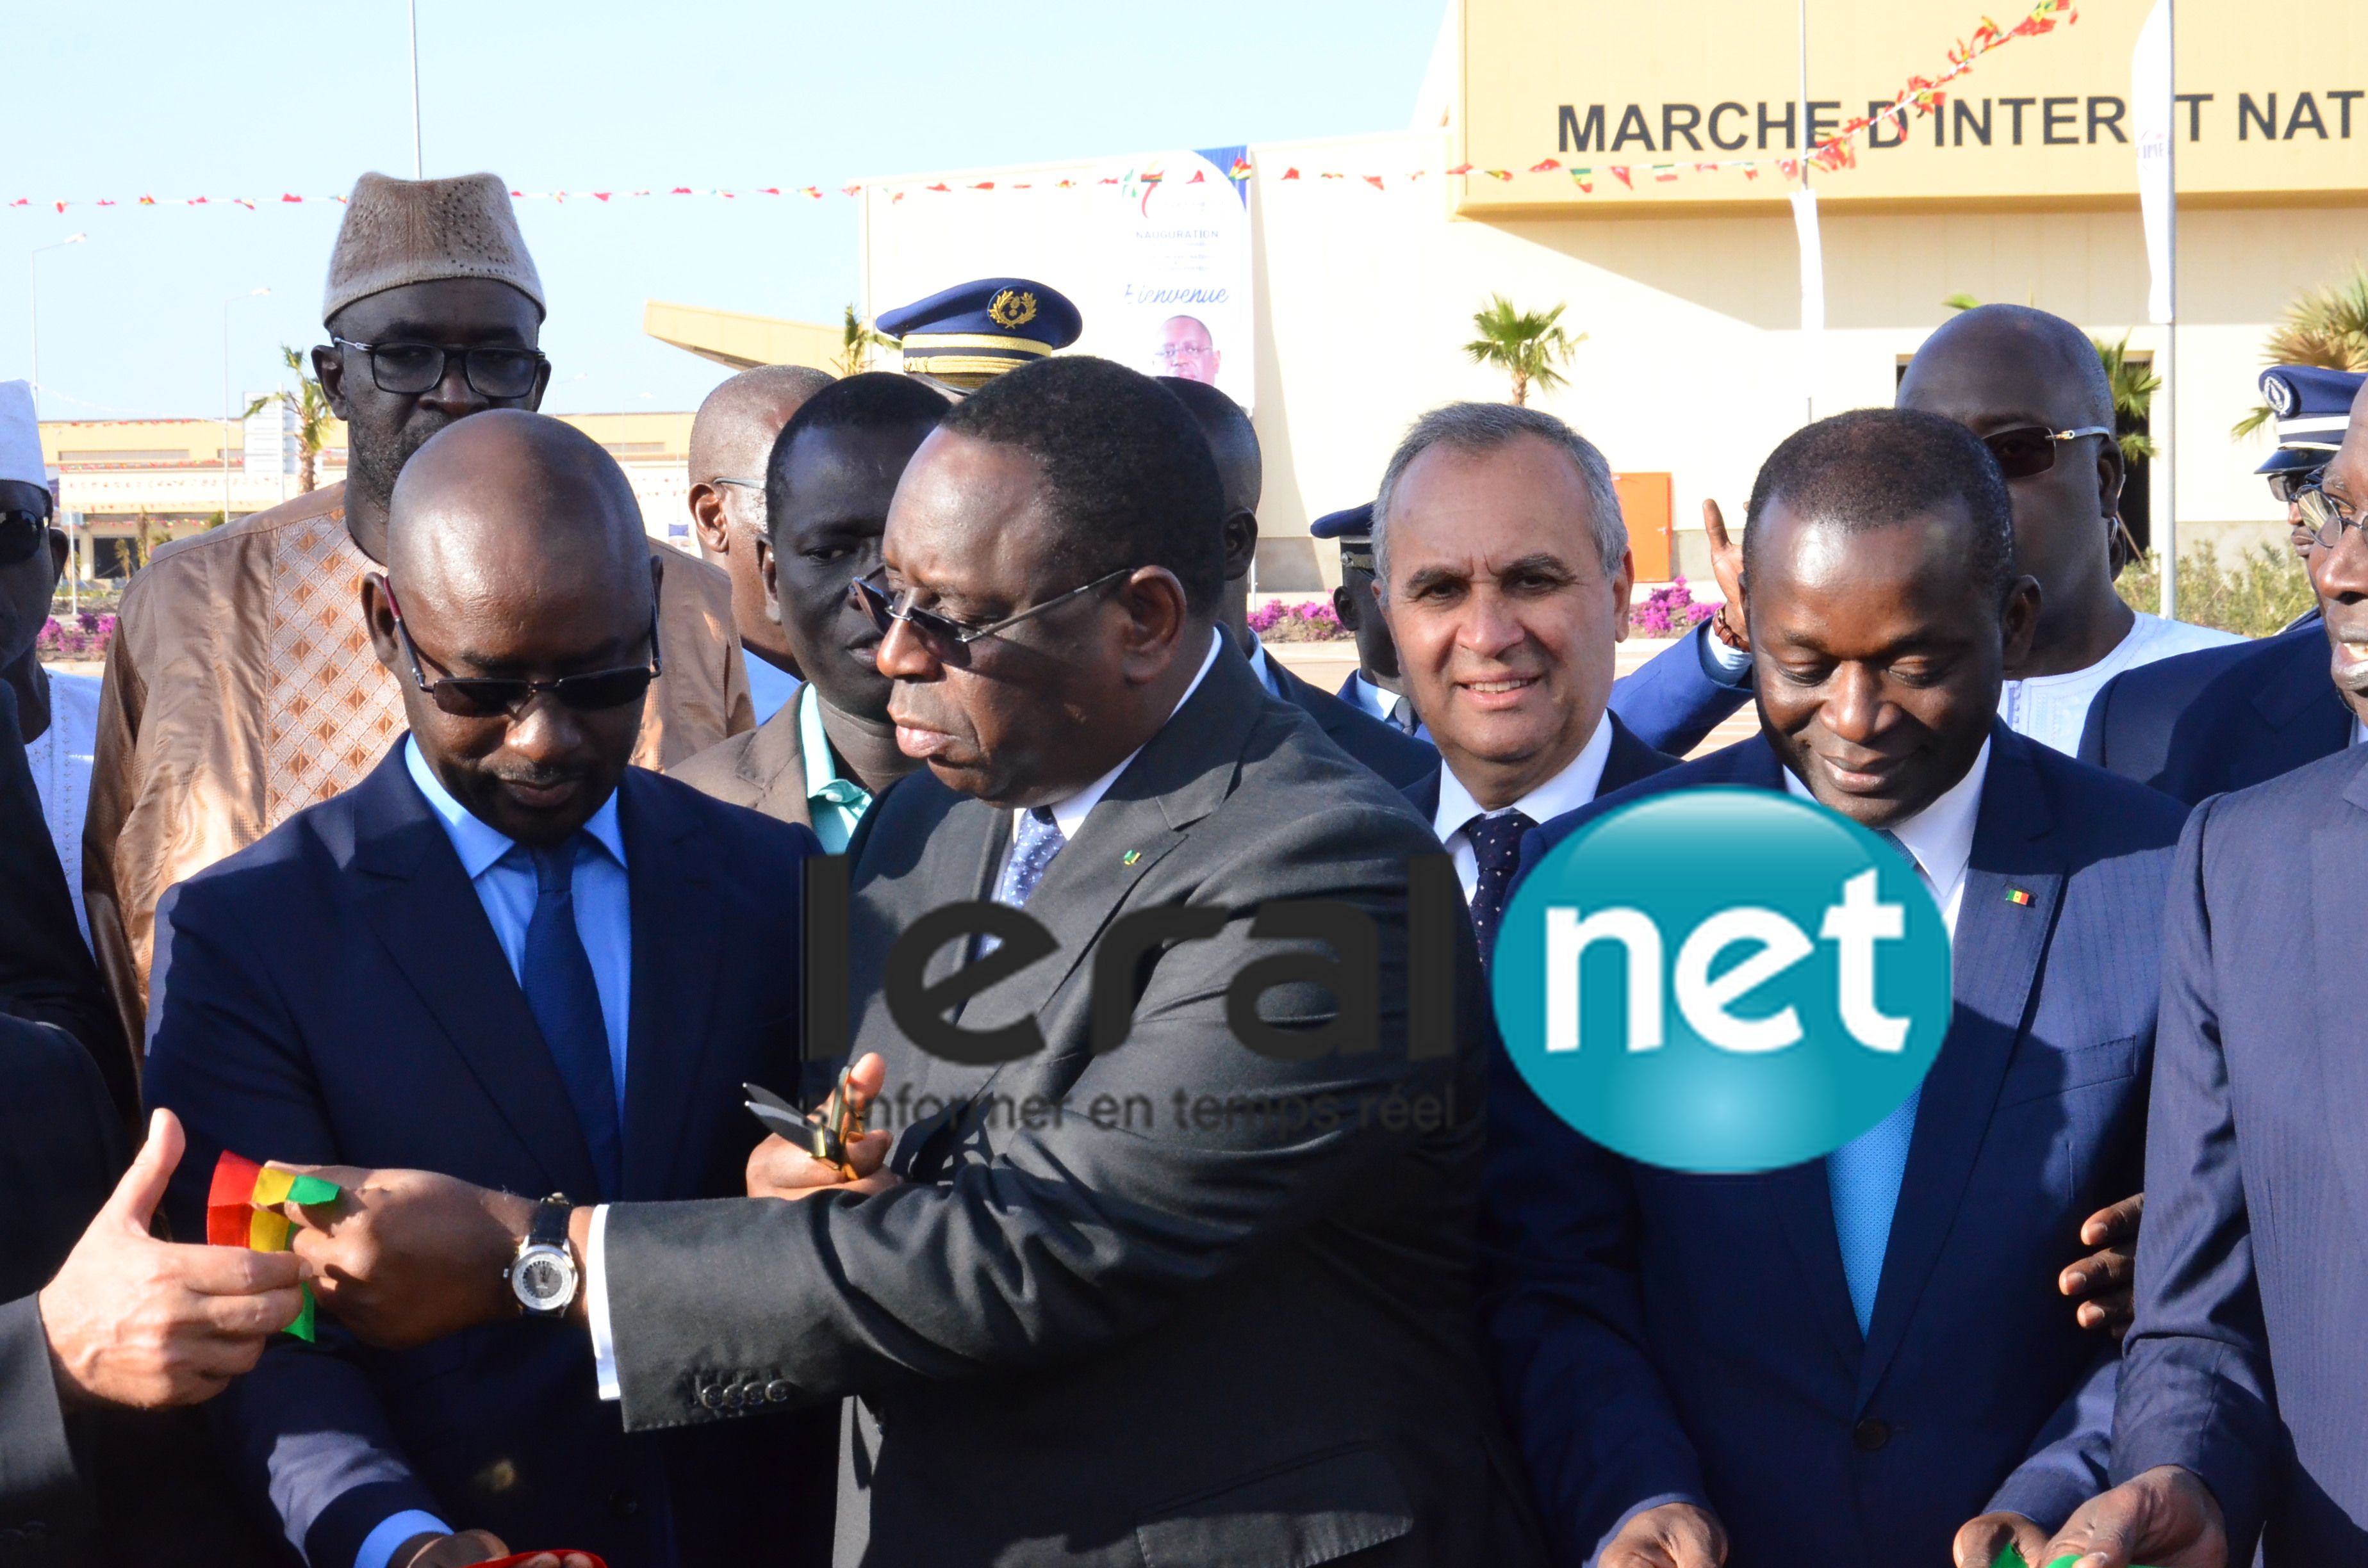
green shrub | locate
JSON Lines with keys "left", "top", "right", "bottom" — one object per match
{"left": 2115, "top": 546, "right": 2315, "bottom": 639}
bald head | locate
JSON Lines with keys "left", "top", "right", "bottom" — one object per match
{"left": 1905, "top": 304, "right": 2115, "bottom": 430}
{"left": 388, "top": 408, "right": 648, "bottom": 607}
{"left": 1159, "top": 376, "right": 1261, "bottom": 516}
{"left": 689, "top": 364, "right": 834, "bottom": 484}
{"left": 374, "top": 410, "right": 660, "bottom": 847}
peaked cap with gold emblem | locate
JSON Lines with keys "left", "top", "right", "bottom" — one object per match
{"left": 878, "top": 277, "right": 1082, "bottom": 390}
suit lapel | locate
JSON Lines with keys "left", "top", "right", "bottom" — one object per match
{"left": 1599, "top": 712, "right": 1675, "bottom": 794}
{"left": 1858, "top": 732, "right": 2060, "bottom": 1398}
{"left": 2311, "top": 758, "right": 2368, "bottom": 1231}
{"left": 349, "top": 752, "right": 604, "bottom": 1201}
{"left": 2259, "top": 629, "right": 2353, "bottom": 771}
{"left": 957, "top": 653, "right": 1256, "bottom": 1040}
{"left": 618, "top": 773, "right": 723, "bottom": 1201}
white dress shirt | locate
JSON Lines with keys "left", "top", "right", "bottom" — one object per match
{"left": 1998, "top": 612, "right": 2242, "bottom": 757}
{"left": 1779, "top": 739, "right": 1989, "bottom": 941}
{"left": 1431, "top": 714, "right": 1615, "bottom": 902}
{"left": 21, "top": 669, "right": 100, "bottom": 947}
{"left": 589, "top": 625, "right": 1227, "bottom": 1403}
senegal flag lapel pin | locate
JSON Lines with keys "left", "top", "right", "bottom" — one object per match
{"left": 2005, "top": 886, "right": 2033, "bottom": 906}
{"left": 1122, "top": 849, "right": 1142, "bottom": 866}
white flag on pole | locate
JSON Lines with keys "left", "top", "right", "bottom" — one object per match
{"left": 1791, "top": 187, "right": 1826, "bottom": 400}
{"left": 2133, "top": 0, "right": 2175, "bottom": 325}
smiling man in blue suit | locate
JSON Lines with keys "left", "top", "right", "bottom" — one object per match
{"left": 144, "top": 413, "right": 834, "bottom": 1568}
{"left": 1489, "top": 410, "right": 2187, "bottom": 1568}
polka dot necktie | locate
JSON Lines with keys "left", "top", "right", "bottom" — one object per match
{"left": 996, "top": 807, "right": 1066, "bottom": 908}
{"left": 978, "top": 808, "right": 1066, "bottom": 959}
{"left": 1460, "top": 808, "right": 1536, "bottom": 960}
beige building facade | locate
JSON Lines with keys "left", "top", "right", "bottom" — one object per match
{"left": 839, "top": 0, "right": 2363, "bottom": 589}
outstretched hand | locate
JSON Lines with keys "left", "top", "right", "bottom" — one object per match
{"left": 2042, "top": 1466, "right": 2229, "bottom": 1568}
{"left": 274, "top": 1164, "right": 534, "bottom": 1350}
{"left": 1700, "top": 500, "right": 1745, "bottom": 641}
{"left": 38, "top": 1109, "right": 306, "bottom": 1409}
{"left": 747, "top": 1052, "right": 897, "bottom": 1200}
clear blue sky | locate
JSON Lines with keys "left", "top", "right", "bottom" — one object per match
{"left": 6, "top": 0, "right": 1442, "bottom": 420}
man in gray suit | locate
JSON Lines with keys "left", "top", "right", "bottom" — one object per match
{"left": 268, "top": 355, "right": 1545, "bottom": 1567}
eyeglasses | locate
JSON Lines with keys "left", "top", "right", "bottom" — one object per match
{"left": 849, "top": 566, "right": 1134, "bottom": 665}
{"left": 1151, "top": 343, "right": 1213, "bottom": 364}
{"left": 332, "top": 338, "right": 547, "bottom": 399}
{"left": 1980, "top": 425, "right": 2114, "bottom": 480}
{"left": 2299, "top": 485, "right": 2365, "bottom": 549}
{"left": 2269, "top": 466, "right": 2330, "bottom": 505}
{"left": 378, "top": 575, "right": 662, "bottom": 718}
{"left": 0, "top": 509, "right": 53, "bottom": 568}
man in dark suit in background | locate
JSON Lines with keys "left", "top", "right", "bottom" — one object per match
{"left": 144, "top": 412, "right": 830, "bottom": 1568}
{"left": 1162, "top": 376, "right": 1438, "bottom": 788}
{"left": 2078, "top": 366, "right": 2364, "bottom": 803}
{"left": 1493, "top": 410, "right": 2186, "bottom": 1568}
{"left": 1369, "top": 402, "right": 1674, "bottom": 949}
{"left": 250, "top": 357, "right": 1547, "bottom": 1568}
{"left": 2039, "top": 350, "right": 2368, "bottom": 1568}
{"left": 673, "top": 373, "right": 951, "bottom": 845}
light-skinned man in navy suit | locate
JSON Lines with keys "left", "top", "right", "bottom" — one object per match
{"left": 2039, "top": 358, "right": 2368, "bottom": 1568}
{"left": 1369, "top": 402, "right": 1676, "bottom": 951}
{"left": 144, "top": 412, "right": 832, "bottom": 1568}
{"left": 1490, "top": 409, "right": 2187, "bottom": 1568}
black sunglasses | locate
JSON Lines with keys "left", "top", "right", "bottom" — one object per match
{"left": 2269, "top": 466, "right": 2330, "bottom": 505}
{"left": 332, "top": 337, "right": 546, "bottom": 400}
{"left": 1980, "top": 424, "right": 2114, "bottom": 480}
{"left": 848, "top": 566, "right": 1133, "bottom": 666}
{"left": 0, "top": 509, "right": 52, "bottom": 568}
{"left": 379, "top": 575, "right": 661, "bottom": 719}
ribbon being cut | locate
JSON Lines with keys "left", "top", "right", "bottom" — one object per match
{"left": 206, "top": 1151, "right": 339, "bottom": 1343}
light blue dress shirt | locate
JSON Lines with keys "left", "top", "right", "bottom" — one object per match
{"left": 356, "top": 744, "right": 637, "bottom": 1568}
{"left": 402, "top": 739, "right": 633, "bottom": 1116}
{"left": 744, "top": 652, "right": 803, "bottom": 727}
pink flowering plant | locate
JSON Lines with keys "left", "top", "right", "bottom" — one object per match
{"left": 36, "top": 612, "right": 115, "bottom": 660}
{"left": 1246, "top": 600, "right": 1349, "bottom": 642}
{"left": 1631, "top": 576, "right": 1719, "bottom": 637}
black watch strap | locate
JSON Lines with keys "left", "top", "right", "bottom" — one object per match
{"left": 529, "top": 1196, "right": 572, "bottom": 1247}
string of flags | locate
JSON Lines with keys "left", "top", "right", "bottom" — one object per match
{"left": 8, "top": 1, "right": 2072, "bottom": 216}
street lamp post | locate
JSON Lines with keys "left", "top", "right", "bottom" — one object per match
{"left": 28, "top": 233, "right": 88, "bottom": 420}
{"left": 222, "top": 287, "right": 271, "bottom": 534}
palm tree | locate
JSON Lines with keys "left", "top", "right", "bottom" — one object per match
{"left": 243, "top": 347, "right": 336, "bottom": 493}
{"left": 837, "top": 305, "right": 898, "bottom": 377}
{"left": 1464, "top": 295, "right": 1583, "bottom": 407}
{"left": 2094, "top": 333, "right": 2161, "bottom": 464}
{"left": 2232, "top": 264, "right": 2368, "bottom": 437}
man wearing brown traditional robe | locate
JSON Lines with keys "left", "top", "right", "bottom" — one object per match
{"left": 84, "top": 172, "right": 750, "bottom": 1065}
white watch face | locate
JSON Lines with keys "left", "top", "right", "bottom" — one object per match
{"left": 512, "top": 1243, "right": 579, "bottom": 1312}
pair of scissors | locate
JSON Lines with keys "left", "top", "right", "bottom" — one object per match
{"left": 743, "top": 1066, "right": 869, "bottom": 1181}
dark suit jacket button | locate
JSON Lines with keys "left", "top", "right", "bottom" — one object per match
{"left": 698, "top": 1385, "right": 725, "bottom": 1410}
{"left": 609, "top": 1488, "right": 641, "bottom": 1520}
{"left": 1853, "top": 1417, "right": 1891, "bottom": 1451}
{"left": 767, "top": 1378, "right": 793, "bottom": 1403}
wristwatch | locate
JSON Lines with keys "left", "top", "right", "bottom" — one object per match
{"left": 506, "top": 1196, "right": 579, "bottom": 1317}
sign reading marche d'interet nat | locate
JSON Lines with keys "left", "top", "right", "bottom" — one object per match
{"left": 1454, "top": 0, "right": 2364, "bottom": 211}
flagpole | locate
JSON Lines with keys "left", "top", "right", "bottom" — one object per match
{"left": 1799, "top": 0, "right": 1813, "bottom": 425}
{"left": 408, "top": 0, "right": 423, "bottom": 179}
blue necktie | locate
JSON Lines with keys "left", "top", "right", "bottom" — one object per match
{"left": 1461, "top": 809, "right": 1536, "bottom": 960}
{"left": 523, "top": 838, "right": 622, "bottom": 1199}
{"left": 1827, "top": 829, "right": 1927, "bottom": 1336}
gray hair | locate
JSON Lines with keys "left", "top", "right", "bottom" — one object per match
{"left": 1370, "top": 401, "right": 1627, "bottom": 586}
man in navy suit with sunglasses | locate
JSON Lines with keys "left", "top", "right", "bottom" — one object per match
{"left": 144, "top": 412, "right": 834, "bottom": 1568}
